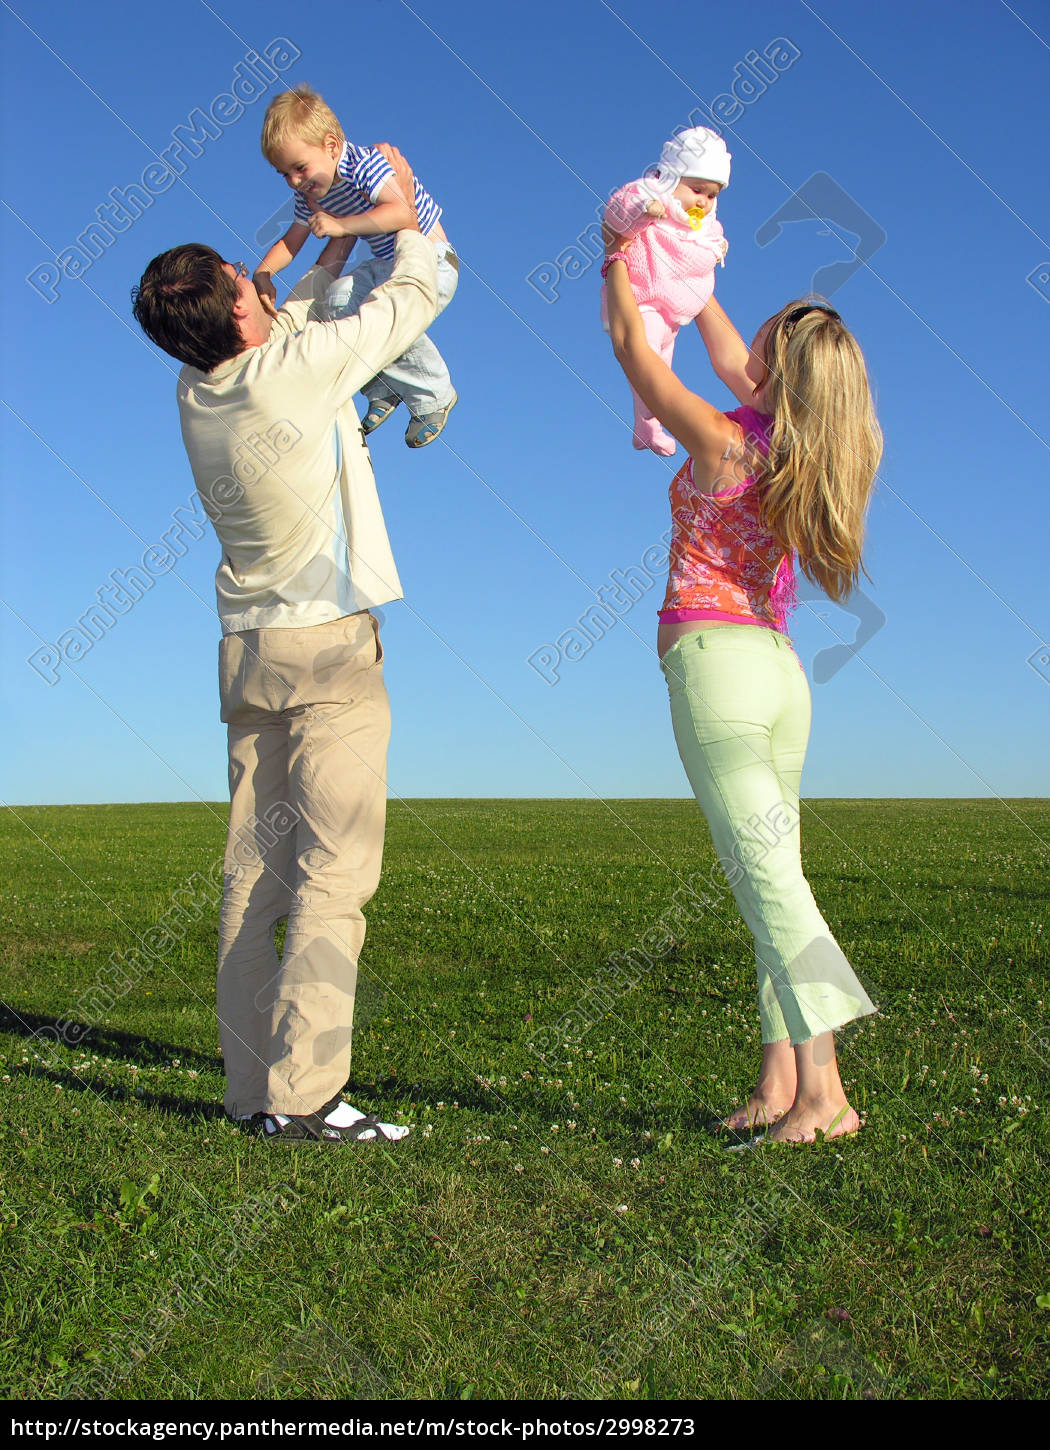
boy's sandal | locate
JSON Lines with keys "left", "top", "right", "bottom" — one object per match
{"left": 405, "top": 392, "right": 458, "bottom": 449}
{"left": 361, "top": 397, "right": 400, "bottom": 435}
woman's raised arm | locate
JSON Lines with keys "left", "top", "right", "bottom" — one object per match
{"left": 604, "top": 249, "right": 738, "bottom": 485}
{"left": 694, "top": 295, "right": 757, "bottom": 408}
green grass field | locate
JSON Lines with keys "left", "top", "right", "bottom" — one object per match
{"left": 1, "top": 799, "right": 1047, "bottom": 1401}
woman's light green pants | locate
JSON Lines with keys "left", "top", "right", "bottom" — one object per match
{"left": 661, "top": 626, "right": 876, "bottom": 1045}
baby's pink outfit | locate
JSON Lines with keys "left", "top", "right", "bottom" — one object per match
{"left": 602, "top": 180, "right": 728, "bottom": 456}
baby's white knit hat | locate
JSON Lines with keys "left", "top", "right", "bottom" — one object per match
{"left": 657, "top": 127, "right": 732, "bottom": 188}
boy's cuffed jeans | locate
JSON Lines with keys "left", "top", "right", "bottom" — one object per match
{"left": 216, "top": 611, "right": 390, "bottom": 1119}
{"left": 325, "top": 239, "right": 458, "bottom": 418}
{"left": 661, "top": 626, "right": 877, "bottom": 1045}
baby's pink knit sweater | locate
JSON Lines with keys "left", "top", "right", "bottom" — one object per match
{"left": 604, "top": 180, "right": 728, "bottom": 326}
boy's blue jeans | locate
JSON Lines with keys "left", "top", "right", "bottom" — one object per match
{"left": 324, "top": 238, "right": 458, "bottom": 418}
{"left": 661, "top": 626, "right": 877, "bottom": 1045}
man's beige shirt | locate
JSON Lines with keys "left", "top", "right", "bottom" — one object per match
{"left": 177, "top": 231, "right": 437, "bottom": 632}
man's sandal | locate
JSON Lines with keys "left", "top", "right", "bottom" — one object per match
{"left": 249, "top": 1092, "right": 410, "bottom": 1145}
{"left": 361, "top": 396, "right": 400, "bottom": 435}
{"left": 405, "top": 393, "right": 458, "bottom": 449}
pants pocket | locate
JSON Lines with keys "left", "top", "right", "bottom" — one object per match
{"left": 369, "top": 612, "right": 384, "bottom": 665}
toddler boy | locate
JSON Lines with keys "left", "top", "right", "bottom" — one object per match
{"left": 256, "top": 86, "right": 458, "bottom": 448}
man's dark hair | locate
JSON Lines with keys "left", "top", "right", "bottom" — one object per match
{"left": 132, "top": 245, "right": 243, "bottom": 372}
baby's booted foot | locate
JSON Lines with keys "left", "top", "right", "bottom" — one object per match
{"left": 766, "top": 1100, "right": 861, "bottom": 1144}
{"left": 632, "top": 422, "right": 677, "bottom": 457}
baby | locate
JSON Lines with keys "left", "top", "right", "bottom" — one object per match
{"left": 602, "top": 127, "right": 731, "bottom": 456}
{"left": 254, "top": 86, "right": 458, "bottom": 449}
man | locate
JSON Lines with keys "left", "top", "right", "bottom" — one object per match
{"left": 132, "top": 148, "right": 437, "bottom": 1144}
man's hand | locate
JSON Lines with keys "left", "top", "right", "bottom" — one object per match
{"left": 374, "top": 143, "right": 420, "bottom": 231}
{"left": 253, "top": 271, "right": 279, "bottom": 318}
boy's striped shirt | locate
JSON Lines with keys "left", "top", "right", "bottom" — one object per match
{"left": 293, "top": 141, "right": 442, "bottom": 262}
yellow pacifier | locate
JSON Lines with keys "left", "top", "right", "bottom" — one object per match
{"left": 686, "top": 204, "right": 708, "bottom": 229}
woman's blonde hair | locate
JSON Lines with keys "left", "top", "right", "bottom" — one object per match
{"left": 757, "top": 299, "right": 882, "bottom": 603}
{"left": 261, "top": 86, "right": 344, "bottom": 162}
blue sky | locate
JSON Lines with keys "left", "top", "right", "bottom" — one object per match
{"left": 2, "top": 0, "right": 1047, "bottom": 805}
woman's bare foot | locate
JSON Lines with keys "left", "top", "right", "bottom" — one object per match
{"left": 722, "top": 1040, "right": 796, "bottom": 1131}
{"left": 766, "top": 1099, "right": 861, "bottom": 1144}
{"left": 721, "top": 1093, "right": 795, "bottom": 1131}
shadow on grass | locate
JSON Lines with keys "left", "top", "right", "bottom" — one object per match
{"left": 344, "top": 1071, "right": 502, "bottom": 1116}
{"left": 2, "top": 1007, "right": 727, "bottom": 1136}
{"left": 0, "top": 1003, "right": 225, "bottom": 1122}
{"left": 0, "top": 1003, "right": 223, "bottom": 1073}
{"left": 347, "top": 1071, "right": 725, "bottom": 1140}
{"left": 815, "top": 871, "right": 1050, "bottom": 905}
{"left": 8, "top": 1062, "right": 226, "bottom": 1123}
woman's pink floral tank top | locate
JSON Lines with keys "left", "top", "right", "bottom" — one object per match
{"left": 659, "top": 406, "right": 797, "bottom": 634}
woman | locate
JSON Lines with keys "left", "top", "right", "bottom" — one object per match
{"left": 604, "top": 236, "right": 882, "bottom": 1143}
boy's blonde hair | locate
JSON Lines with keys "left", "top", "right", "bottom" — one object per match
{"left": 758, "top": 300, "right": 883, "bottom": 603}
{"left": 261, "top": 86, "right": 345, "bottom": 161}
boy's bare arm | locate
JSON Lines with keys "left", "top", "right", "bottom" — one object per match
{"left": 305, "top": 182, "right": 415, "bottom": 240}
{"left": 255, "top": 221, "right": 311, "bottom": 305}
{"left": 316, "top": 235, "right": 356, "bottom": 276}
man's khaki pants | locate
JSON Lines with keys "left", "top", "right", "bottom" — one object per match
{"left": 216, "top": 611, "right": 390, "bottom": 1119}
